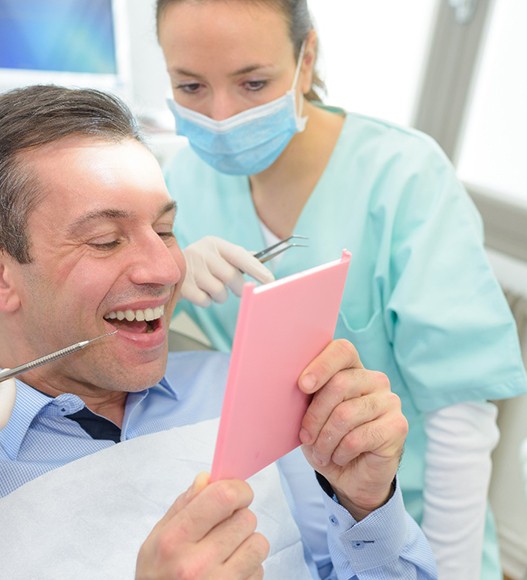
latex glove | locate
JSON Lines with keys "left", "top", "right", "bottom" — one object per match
{"left": 181, "top": 236, "right": 275, "bottom": 307}
{"left": 0, "top": 377, "right": 16, "bottom": 429}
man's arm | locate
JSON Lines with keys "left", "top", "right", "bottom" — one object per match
{"left": 297, "top": 339, "right": 437, "bottom": 578}
{"left": 318, "top": 477, "right": 437, "bottom": 579}
{"left": 298, "top": 339, "right": 407, "bottom": 519}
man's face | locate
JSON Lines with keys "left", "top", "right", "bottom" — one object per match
{"left": 9, "top": 137, "right": 185, "bottom": 395}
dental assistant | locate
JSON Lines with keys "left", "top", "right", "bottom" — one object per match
{"left": 156, "top": 1, "right": 527, "bottom": 578}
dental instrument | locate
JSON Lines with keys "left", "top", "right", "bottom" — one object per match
{"left": 253, "top": 235, "right": 308, "bottom": 264}
{"left": 0, "top": 330, "right": 118, "bottom": 383}
{"left": 0, "top": 330, "right": 118, "bottom": 429}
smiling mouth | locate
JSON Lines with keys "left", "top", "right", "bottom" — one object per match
{"left": 104, "top": 305, "right": 164, "bottom": 334}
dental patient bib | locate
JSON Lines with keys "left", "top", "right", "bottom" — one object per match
{"left": 0, "top": 418, "right": 311, "bottom": 579}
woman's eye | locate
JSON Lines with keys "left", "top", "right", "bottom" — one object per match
{"left": 244, "top": 80, "right": 267, "bottom": 92}
{"left": 175, "top": 82, "right": 202, "bottom": 94}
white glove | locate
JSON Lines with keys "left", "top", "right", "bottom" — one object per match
{"left": 181, "top": 236, "right": 275, "bottom": 307}
{"left": 0, "top": 377, "right": 16, "bottom": 429}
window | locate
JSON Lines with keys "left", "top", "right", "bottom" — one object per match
{"left": 456, "top": 0, "right": 527, "bottom": 205}
{"left": 308, "top": 0, "right": 439, "bottom": 125}
{"left": 309, "top": 0, "right": 527, "bottom": 261}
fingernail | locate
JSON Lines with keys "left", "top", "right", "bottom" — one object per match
{"left": 299, "top": 428, "right": 312, "bottom": 444}
{"left": 192, "top": 472, "right": 210, "bottom": 494}
{"left": 300, "top": 373, "right": 317, "bottom": 393}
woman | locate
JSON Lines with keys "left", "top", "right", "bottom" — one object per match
{"left": 156, "top": 1, "right": 527, "bottom": 577}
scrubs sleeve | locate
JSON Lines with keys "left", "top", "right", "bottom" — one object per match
{"left": 383, "top": 137, "right": 527, "bottom": 412}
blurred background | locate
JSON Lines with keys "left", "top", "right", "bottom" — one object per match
{"left": 1, "top": 1, "right": 526, "bottom": 576}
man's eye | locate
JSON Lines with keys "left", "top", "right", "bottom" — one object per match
{"left": 157, "top": 231, "right": 176, "bottom": 244}
{"left": 88, "top": 240, "right": 121, "bottom": 251}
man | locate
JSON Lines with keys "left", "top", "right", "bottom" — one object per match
{"left": 0, "top": 85, "right": 436, "bottom": 579}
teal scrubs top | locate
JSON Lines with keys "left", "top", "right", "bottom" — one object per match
{"left": 165, "top": 108, "right": 527, "bottom": 578}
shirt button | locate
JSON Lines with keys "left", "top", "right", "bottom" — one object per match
{"left": 329, "top": 515, "right": 339, "bottom": 526}
{"left": 352, "top": 541, "right": 365, "bottom": 549}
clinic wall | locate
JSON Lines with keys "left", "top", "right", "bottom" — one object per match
{"left": 125, "top": 0, "right": 173, "bottom": 127}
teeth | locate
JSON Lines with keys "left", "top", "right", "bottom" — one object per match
{"left": 104, "top": 305, "right": 165, "bottom": 322}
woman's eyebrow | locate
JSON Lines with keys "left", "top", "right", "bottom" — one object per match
{"left": 171, "top": 64, "right": 272, "bottom": 79}
{"left": 230, "top": 64, "right": 271, "bottom": 77}
{"left": 171, "top": 66, "right": 204, "bottom": 79}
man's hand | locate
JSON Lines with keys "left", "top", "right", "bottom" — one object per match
{"left": 136, "top": 473, "right": 269, "bottom": 579}
{"left": 298, "top": 340, "right": 408, "bottom": 521}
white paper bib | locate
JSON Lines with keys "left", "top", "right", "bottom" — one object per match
{"left": 0, "top": 418, "right": 311, "bottom": 579}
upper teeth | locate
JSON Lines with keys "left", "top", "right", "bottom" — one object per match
{"left": 104, "top": 305, "right": 164, "bottom": 322}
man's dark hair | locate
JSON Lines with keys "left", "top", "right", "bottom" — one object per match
{"left": 0, "top": 84, "right": 144, "bottom": 263}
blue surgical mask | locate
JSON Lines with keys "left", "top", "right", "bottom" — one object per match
{"left": 167, "top": 43, "right": 308, "bottom": 175}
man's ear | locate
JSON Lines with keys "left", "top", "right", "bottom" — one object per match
{"left": 0, "top": 256, "right": 21, "bottom": 312}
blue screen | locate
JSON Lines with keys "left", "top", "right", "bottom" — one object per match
{"left": 0, "top": 0, "right": 117, "bottom": 74}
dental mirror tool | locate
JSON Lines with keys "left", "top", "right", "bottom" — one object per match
{"left": 0, "top": 330, "right": 117, "bottom": 429}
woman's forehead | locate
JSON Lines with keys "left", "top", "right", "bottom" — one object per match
{"left": 159, "top": 0, "right": 291, "bottom": 52}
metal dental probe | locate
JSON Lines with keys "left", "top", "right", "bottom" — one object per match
{"left": 0, "top": 329, "right": 118, "bottom": 383}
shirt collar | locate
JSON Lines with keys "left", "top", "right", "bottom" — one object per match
{"left": 0, "top": 375, "right": 178, "bottom": 459}
{"left": 0, "top": 380, "right": 55, "bottom": 459}
{"left": 158, "top": 375, "right": 178, "bottom": 398}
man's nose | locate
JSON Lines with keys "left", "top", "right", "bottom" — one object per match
{"left": 129, "top": 233, "right": 182, "bottom": 287}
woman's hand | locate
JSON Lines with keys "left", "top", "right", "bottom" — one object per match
{"left": 181, "top": 236, "right": 274, "bottom": 307}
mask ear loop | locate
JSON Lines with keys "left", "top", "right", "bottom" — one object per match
{"left": 292, "top": 40, "right": 308, "bottom": 127}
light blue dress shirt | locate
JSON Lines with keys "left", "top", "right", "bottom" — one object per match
{"left": 0, "top": 351, "right": 436, "bottom": 579}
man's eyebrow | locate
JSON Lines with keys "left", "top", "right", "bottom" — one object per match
{"left": 67, "top": 209, "right": 129, "bottom": 236}
{"left": 158, "top": 200, "right": 177, "bottom": 219}
{"left": 66, "top": 201, "right": 177, "bottom": 236}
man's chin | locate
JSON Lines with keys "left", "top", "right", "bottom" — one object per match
{"left": 102, "top": 358, "right": 166, "bottom": 393}
{"left": 124, "top": 369, "right": 166, "bottom": 393}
